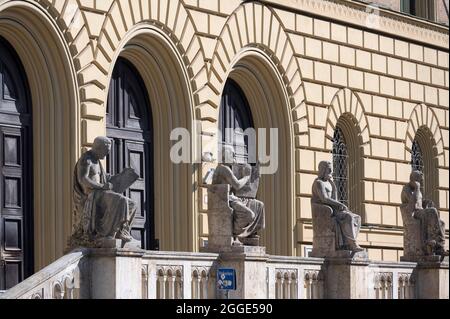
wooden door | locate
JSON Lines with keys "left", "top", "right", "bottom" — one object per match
{"left": 0, "top": 37, "right": 33, "bottom": 290}
{"left": 106, "top": 58, "right": 156, "bottom": 250}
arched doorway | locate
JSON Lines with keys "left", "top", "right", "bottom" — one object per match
{"left": 222, "top": 48, "right": 295, "bottom": 256}
{"left": 0, "top": 37, "right": 33, "bottom": 290}
{"left": 106, "top": 57, "right": 155, "bottom": 250}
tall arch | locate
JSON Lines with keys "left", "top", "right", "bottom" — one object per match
{"left": 195, "top": 1, "right": 304, "bottom": 256}
{"left": 0, "top": 1, "right": 80, "bottom": 270}
{"left": 325, "top": 89, "right": 370, "bottom": 219}
{"left": 106, "top": 25, "right": 198, "bottom": 252}
{"left": 411, "top": 128, "right": 439, "bottom": 205}
{"left": 223, "top": 48, "right": 295, "bottom": 256}
{"left": 405, "top": 104, "right": 445, "bottom": 207}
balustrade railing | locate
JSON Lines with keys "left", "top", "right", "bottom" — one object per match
{"left": 370, "top": 262, "right": 416, "bottom": 299}
{"left": 0, "top": 249, "right": 438, "bottom": 299}
{"left": 0, "top": 249, "right": 85, "bottom": 299}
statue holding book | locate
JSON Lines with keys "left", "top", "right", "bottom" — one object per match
{"left": 209, "top": 145, "right": 265, "bottom": 247}
{"left": 69, "top": 136, "right": 140, "bottom": 249}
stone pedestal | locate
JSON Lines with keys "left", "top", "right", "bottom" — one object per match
{"left": 416, "top": 256, "right": 449, "bottom": 299}
{"left": 215, "top": 246, "right": 268, "bottom": 299}
{"left": 205, "top": 184, "right": 233, "bottom": 252}
{"left": 311, "top": 203, "right": 336, "bottom": 258}
{"left": 89, "top": 245, "right": 144, "bottom": 299}
{"left": 400, "top": 205, "right": 424, "bottom": 260}
{"left": 324, "top": 251, "right": 370, "bottom": 299}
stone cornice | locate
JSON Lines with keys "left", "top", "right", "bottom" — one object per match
{"left": 259, "top": 0, "right": 449, "bottom": 49}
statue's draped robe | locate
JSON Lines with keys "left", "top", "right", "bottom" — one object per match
{"left": 333, "top": 210, "right": 361, "bottom": 250}
{"left": 73, "top": 158, "right": 135, "bottom": 240}
{"left": 229, "top": 195, "right": 265, "bottom": 238}
{"left": 211, "top": 164, "right": 265, "bottom": 239}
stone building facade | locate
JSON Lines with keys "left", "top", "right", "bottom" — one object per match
{"left": 0, "top": 0, "right": 448, "bottom": 289}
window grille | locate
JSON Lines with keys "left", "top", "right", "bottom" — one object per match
{"left": 332, "top": 127, "right": 349, "bottom": 207}
{"left": 411, "top": 139, "right": 425, "bottom": 195}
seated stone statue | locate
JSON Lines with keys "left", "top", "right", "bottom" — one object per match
{"left": 210, "top": 145, "right": 265, "bottom": 246}
{"left": 311, "top": 161, "right": 364, "bottom": 257}
{"left": 401, "top": 171, "right": 448, "bottom": 260}
{"left": 69, "top": 136, "right": 140, "bottom": 249}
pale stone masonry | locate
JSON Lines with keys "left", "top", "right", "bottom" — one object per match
{"left": 0, "top": 0, "right": 448, "bottom": 270}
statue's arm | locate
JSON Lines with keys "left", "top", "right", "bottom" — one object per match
{"left": 219, "top": 166, "right": 250, "bottom": 190}
{"left": 401, "top": 187, "right": 412, "bottom": 205}
{"left": 401, "top": 184, "right": 421, "bottom": 209}
{"left": 330, "top": 179, "right": 338, "bottom": 201}
{"left": 314, "top": 180, "right": 344, "bottom": 209}
{"left": 77, "top": 158, "right": 107, "bottom": 191}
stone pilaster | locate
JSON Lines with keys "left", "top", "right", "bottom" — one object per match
{"left": 415, "top": 256, "right": 449, "bottom": 299}
{"left": 324, "top": 251, "right": 370, "bottom": 299}
{"left": 215, "top": 246, "right": 268, "bottom": 299}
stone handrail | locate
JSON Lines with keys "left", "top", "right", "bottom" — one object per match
{"left": 0, "top": 248, "right": 447, "bottom": 299}
{"left": 0, "top": 248, "right": 87, "bottom": 299}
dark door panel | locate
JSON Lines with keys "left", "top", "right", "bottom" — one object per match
{"left": 0, "top": 37, "right": 33, "bottom": 290}
{"left": 219, "top": 79, "right": 254, "bottom": 164}
{"left": 106, "top": 58, "right": 155, "bottom": 250}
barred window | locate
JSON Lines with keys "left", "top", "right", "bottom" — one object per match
{"left": 411, "top": 139, "right": 425, "bottom": 195}
{"left": 332, "top": 127, "right": 349, "bottom": 207}
{"left": 411, "top": 140, "right": 424, "bottom": 172}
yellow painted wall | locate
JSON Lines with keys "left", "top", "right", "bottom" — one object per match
{"left": 0, "top": 0, "right": 448, "bottom": 269}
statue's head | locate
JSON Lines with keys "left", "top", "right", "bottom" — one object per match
{"left": 318, "top": 161, "right": 333, "bottom": 181}
{"left": 410, "top": 170, "right": 424, "bottom": 184}
{"left": 92, "top": 136, "right": 111, "bottom": 159}
{"left": 220, "top": 145, "right": 235, "bottom": 165}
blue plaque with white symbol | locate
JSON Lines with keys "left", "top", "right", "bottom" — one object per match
{"left": 217, "top": 268, "right": 236, "bottom": 290}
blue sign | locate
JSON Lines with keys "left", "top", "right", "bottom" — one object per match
{"left": 217, "top": 268, "right": 236, "bottom": 290}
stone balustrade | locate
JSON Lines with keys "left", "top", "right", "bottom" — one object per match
{"left": 0, "top": 249, "right": 86, "bottom": 299}
{"left": 369, "top": 261, "right": 417, "bottom": 299}
{"left": 0, "top": 249, "right": 447, "bottom": 299}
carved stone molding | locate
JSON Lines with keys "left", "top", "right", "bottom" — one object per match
{"left": 265, "top": 0, "right": 448, "bottom": 48}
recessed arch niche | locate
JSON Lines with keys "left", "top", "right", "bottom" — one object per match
{"left": 106, "top": 25, "right": 198, "bottom": 252}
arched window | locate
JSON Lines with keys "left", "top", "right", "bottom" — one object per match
{"left": 410, "top": 129, "right": 438, "bottom": 204}
{"left": 331, "top": 117, "right": 363, "bottom": 216}
{"left": 332, "top": 127, "right": 349, "bottom": 208}
{"left": 219, "top": 79, "right": 254, "bottom": 163}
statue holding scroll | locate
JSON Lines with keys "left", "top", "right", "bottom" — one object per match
{"left": 311, "top": 161, "right": 364, "bottom": 257}
{"left": 210, "top": 145, "right": 265, "bottom": 246}
{"left": 69, "top": 136, "right": 140, "bottom": 249}
{"left": 401, "top": 171, "right": 448, "bottom": 259}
